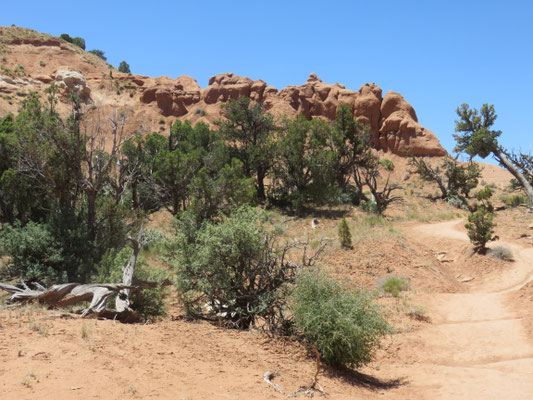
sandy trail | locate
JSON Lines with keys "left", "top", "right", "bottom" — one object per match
{"left": 391, "top": 219, "right": 533, "bottom": 399}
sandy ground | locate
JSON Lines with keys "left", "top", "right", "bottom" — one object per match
{"left": 1, "top": 215, "right": 533, "bottom": 399}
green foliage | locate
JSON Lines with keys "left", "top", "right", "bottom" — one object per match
{"left": 500, "top": 193, "right": 526, "bottom": 207}
{"left": 446, "top": 194, "right": 469, "bottom": 211}
{"left": 338, "top": 217, "right": 352, "bottom": 248}
{"left": 72, "top": 37, "right": 85, "bottom": 50}
{"left": 379, "top": 158, "right": 394, "bottom": 171}
{"left": 360, "top": 200, "right": 379, "bottom": 214}
{"left": 274, "top": 116, "right": 336, "bottom": 213}
{"left": 465, "top": 186, "right": 497, "bottom": 253}
{"left": 59, "top": 34, "right": 85, "bottom": 50}
{"left": 118, "top": 61, "right": 131, "bottom": 74}
{"left": 409, "top": 156, "right": 481, "bottom": 201}
{"left": 0, "top": 212, "right": 97, "bottom": 283}
{"left": 88, "top": 49, "right": 107, "bottom": 61}
{"left": 0, "top": 221, "right": 66, "bottom": 282}
{"left": 59, "top": 33, "right": 72, "bottom": 42}
{"left": 454, "top": 103, "right": 500, "bottom": 159}
{"left": 328, "top": 104, "right": 369, "bottom": 190}
{"left": 290, "top": 268, "right": 391, "bottom": 368}
{"left": 380, "top": 276, "right": 409, "bottom": 297}
{"left": 171, "top": 206, "right": 294, "bottom": 330}
{"left": 218, "top": 97, "right": 276, "bottom": 200}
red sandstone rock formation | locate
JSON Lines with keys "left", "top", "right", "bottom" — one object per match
{"left": 137, "top": 72, "right": 445, "bottom": 156}
{"left": 0, "top": 26, "right": 445, "bottom": 157}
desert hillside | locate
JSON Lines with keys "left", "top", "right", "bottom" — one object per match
{"left": 1, "top": 25, "right": 533, "bottom": 400}
{"left": 0, "top": 26, "right": 444, "bottom": 157}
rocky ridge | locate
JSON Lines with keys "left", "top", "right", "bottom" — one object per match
{"left": 0, "top": 26, "right": 445, "bottom": 156}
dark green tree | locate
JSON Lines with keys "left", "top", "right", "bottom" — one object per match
{"left": 454, "top": 104, "right": 533, "bottom": 205}
{"left": 88, "top": 49, "right": 107, "bottom": 61}
{"left": 118, "top": 61, "right": 131, "bottom": 73}
{"left": 338, "top": 217, "right": 352, "bottom": 248}
{"left": 72, "top": 37, "right": 85, "bottom": 50}
{"left": 218, "top": 97, "right": 276, "bottom": 200}
{"left": 465, "top": 186, "right": 497, "bottom": 253}
{"left": 328, "top": 104, "right": 369, "bottom": 190}
{"left": 274, "top": 116, "right": 335, "bottom": 213}
{"left": 409, "top": 156, "right": 482, "bottom": 200}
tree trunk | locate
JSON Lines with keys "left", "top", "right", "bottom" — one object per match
{"left": 257, "top": 169, "right": 266, "bottom": 200}
{"left": 115, "top": 224, "right": 144, "bottom": 313}
{"left": 87, "top": 190, "right": 97, "bottom": 241}
{"left": 494, "top": 149, "right": 533, "bottom": 205}
{"left": 132, "top": 180, "right": 139, "bottom": 211}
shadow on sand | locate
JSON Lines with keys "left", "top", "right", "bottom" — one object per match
{"left": 325, "top": 368, "right": 407, "bottom": 391}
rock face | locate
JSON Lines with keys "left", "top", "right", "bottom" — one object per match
{"left": 137, "top": 72, "right": 445, "bottom": 156}
{"left": 0, "top": 25, "right": 445, "bottom": 157}
{"left": 54, "top": 68, "right": 91, "bottom": 100}
{"left": 377, "top": 91, "right": 444, "bottom": 156}
{"left": 140, "top": 76, "right": 200, "bottom": 117}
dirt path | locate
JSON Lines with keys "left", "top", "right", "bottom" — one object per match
{"left": 388, "top": 219, "right": 533, "bottom": 399}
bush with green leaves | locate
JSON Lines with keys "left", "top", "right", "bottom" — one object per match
{"left": 0, "top": 213, "right": 97, "bottom": 283}
{"left": 338, "top": 217, "right": 352, "bottom": 248}
{"left": 290, "top": 268, "right": 391, "bottom": 368}
{"left": 465, "top": 186, "right": 497, "bottom": 253}
{"left": 0, "top": 221, "right": 66, "bottom": 282}
{"left": 171, "top": 206, "right": 296, "bottom": 330}
{"left": 59, "top": 34, "right": 85, "bottom": 50}
{"left": 500, "top": 193, "right": 526, "bottom": 207}
{"left": 380, "top": 275, "right": 409, "bottom": 297}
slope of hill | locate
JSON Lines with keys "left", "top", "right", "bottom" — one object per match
{"left": 0, "top": 26, "right": 444, "bottom": 157}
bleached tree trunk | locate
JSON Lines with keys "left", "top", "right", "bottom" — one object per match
{"left": 495, "top": 149, "right": 533, "bottom": 206}
{"left": 115, "top": 224, "right": 144, "bottom": 312}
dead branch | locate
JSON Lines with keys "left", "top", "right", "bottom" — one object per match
{"left": 263, "top": 346, "right": 325, "bottom": 397}
{"left": 0, "top": 281, "right": 140, "bottom": 320}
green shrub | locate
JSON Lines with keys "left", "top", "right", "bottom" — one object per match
{"left": 380, "top": 275, "right": 409, "bottom": 297}
{"left": 361, "top": 200, "right": 379, "bottom": 214}
{"left": 338, "top": 217, "right": 352, "bottom": 248}
{"left": 72, "top": 37, "right": 85, "bottom": 50}
{"left": 88, "top": 49, "right": 107, "bottom": 61}
{"left": 0, "top": 214, "right": 96, "bottom": 283}
{"left": 501, "top": 193, "right": 526, "bottom": 207}
{"left": 0, "top": 221, "right": 66, "bottom": 282}
{"left": 465, "top": 186, "right": 497, "bottom": 253}
{"left": 447, "top": 194, "right": 469, "bottom": 210}
{"left": 59, "top": 34, "right": 85, "bottom": 50}
{"left": 171, "top": 206, "right": 294, "bottom": 330}
{"left": 290, "top": 268, "right": 391, "bottom": 368}
{"left": 488, "top": 246, "right": 514, "bottom": 261}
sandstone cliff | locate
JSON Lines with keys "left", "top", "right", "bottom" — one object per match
{"left": 0, "top": 26, "right": 445, "bottom": 157}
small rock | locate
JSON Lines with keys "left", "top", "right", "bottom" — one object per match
{"left": 460, "top": 276, "right": 474, "bottom": 283}
{"left": 437, "top": 253, "right": 454, "bottom": 263}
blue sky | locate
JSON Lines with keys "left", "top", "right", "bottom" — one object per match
{"left": 2, "top": 1, "right": 532, "bottom": 160}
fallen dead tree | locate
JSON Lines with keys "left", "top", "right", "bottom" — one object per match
{"left": 0, "top": 281, "right": 142, "bottom": 322}
{"left": 0, "top": 224, "right": 166, "bottom": 323}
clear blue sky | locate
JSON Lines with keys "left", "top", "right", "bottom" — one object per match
{"left": 2, "top": 1, "right": 532, "bottom": 160}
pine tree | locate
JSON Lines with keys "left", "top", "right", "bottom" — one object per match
{"left": 338, "top": 217, "right": 352, "bottom": 249}
{"left": 465, "top": 186, "right": 497, "bottom": 253}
